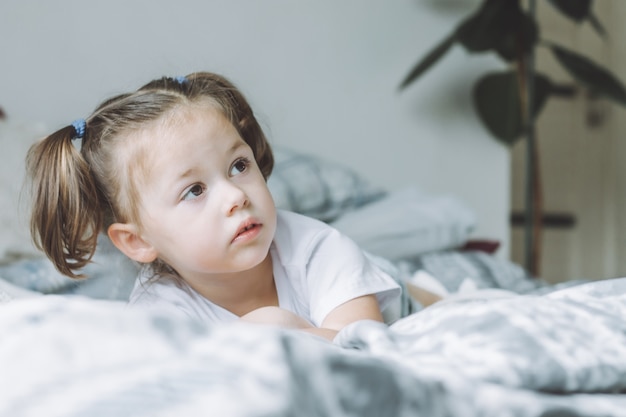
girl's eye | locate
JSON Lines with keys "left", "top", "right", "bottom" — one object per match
{"left": 182, "top": 184, "right": 205, "bottom": 201}
{"left": 230, "top": 157, "right": 250, "bottom": 176}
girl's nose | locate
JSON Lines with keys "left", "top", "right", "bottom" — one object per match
{"left": 222, "top": 181, "right": 249, "bottom": 216}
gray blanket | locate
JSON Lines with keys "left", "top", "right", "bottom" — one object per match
{"left": 2, "top": 278, "right": 626, "bottom": 416}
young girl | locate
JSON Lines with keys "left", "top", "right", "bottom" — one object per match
{"left": 26, "top": 72, "right": 400, "bottom": 341}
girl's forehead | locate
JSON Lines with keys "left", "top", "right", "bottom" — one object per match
{"left": 159, "top": 101, "right": 227, "bottom": 132}
{"left": 125, "top": 102, "right": 228, "bottom": 149}
{"left": 124, "top": 103, "right": 236, "bottom": 173}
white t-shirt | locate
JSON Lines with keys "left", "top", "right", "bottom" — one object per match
{"left": 128, "top": 210, "right": 401, "bottom": 326}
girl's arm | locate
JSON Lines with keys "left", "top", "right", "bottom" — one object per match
{"left": 299, "top": 294, "right": 384, "bottom": 341}
{"left": 317, "top": 293, "right": 383, "bottom": 333}
{"left": 240, "top": 294, "right": 383, "bottom": 342}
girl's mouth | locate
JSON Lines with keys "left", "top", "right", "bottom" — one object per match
{"left": 233, "top": 220, "right": 262, "bottom": 243}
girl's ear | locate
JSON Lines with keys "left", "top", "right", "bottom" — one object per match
{"left": 107, "top": 223, "right": 158, "bottom": 264}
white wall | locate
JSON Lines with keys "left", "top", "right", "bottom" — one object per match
{"left": 0, "top": 0, "right": 510, "bottom": 254}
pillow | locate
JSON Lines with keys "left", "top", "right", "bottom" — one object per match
{"left": 390, "top": 249, "right": 543, "bottom": 316}
{"left": 0, "top": 277, "right": 42, "bottom": 302}
{"left": 267, "top": 147, "right": 386, "bottom": 223}
{"left": 407, "top": 250, "right": 539, "bottom": 294}
{"left": 329, "top": 187, "right": 476, "bottom": 261}
{"left": 0, "top": 234, "right": 138, "bottom": 299}
{"left": 0, "top": 119, "right": 48, "bottom": 263}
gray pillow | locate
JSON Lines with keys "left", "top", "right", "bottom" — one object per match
{"left": 268, "top": 147, "right": 386, "bottom": 223}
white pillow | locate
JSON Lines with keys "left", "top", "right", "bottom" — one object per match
{"left": 330, "top": 187, "right": 476, "bottom": 261}
{"left": 0, "top": 120, "right": 48, "bottom": 262}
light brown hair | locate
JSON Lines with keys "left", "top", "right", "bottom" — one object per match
{"left": 27, "top": 72, "right": 274, "bottom": 278}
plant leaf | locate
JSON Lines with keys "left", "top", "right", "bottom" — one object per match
{"left": 546, "top": 0, "right": 591, "bottom": 22}
{"left": 588, "top": 11, "right": 607, "bottom": 38}
{"left": 473, "top": 71, "right": 552, "bottom": 145}
{"left": 547, "top": 0, "right": 606, "bottom": 38}
{"left": 494, "top": 11, "right": 539, "bottom": 62}
{"left": 455, "top": 0, "right": 514, "bottom": 53}
{"left": 455, "top": 0, "right": 537, "bottom": 61}
{"left": 399, "top": 31, "right": 456, "bottom": 90}
{"left": 550, "top": 44, "right": 626, "bottom": 106}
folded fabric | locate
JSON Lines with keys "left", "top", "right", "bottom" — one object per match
{"left": 0, "top": 235, "right": 138, "bottom": 299}
{"left": 0, "top": 277, "right": 42, "bottom": 302}
{"left": 338, "top": 277, "right": 626, "bottom": 396}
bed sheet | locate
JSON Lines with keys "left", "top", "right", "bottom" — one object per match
{"left": 2, "top": 278, "right": 626, "bottom": 417}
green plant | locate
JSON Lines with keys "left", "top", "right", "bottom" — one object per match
{"left": 399, "top": 0, "right": 626, "bottom": 274}
{"left": 400, "top": 0, "right": 625, "bottom": 145}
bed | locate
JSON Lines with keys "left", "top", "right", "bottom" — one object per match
{"left": 2, "top": 110, "right": 626, "bottom": 416}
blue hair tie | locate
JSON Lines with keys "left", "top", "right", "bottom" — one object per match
{"left": 71, "top": 119, "right": 86, "bottom": 140}
{"left": 174, "top": 76, "right": 187, "bottom": 85}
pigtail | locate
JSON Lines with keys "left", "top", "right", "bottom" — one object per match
{"left": 26, "top": 125, "right": 103, "bottom": 278}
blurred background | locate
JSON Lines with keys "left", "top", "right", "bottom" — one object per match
{"left": 1, "top": 0, "right": 624, "bottom": 284}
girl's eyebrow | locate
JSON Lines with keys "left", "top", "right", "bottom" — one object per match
{"left": 176, "top": 168, "right": 196, "bottom": 180}
{"left": 228, "top": 141, "right": 248, "bottom": 154}
{"left": 174, "top": 142, "right": 247, "bottom": 181}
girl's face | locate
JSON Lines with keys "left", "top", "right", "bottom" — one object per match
{"left": 129, "top": 103, "right": 277, "bottom": 287}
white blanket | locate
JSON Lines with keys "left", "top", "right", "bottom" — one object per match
{"left": 2, "top": 278, "right": 626, "bottom": 416}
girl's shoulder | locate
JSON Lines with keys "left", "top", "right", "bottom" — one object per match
{"left": 276, "top": 209, "right": 330, "bottom": 230}
{"left": 273, "top": 210, "right": 356, "bottom": 264}
{"left": 275, "top": 210, "right": 338, "bottom": 245}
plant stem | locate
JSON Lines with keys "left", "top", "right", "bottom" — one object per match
{"left": 524, "top": 0, "right": 539, "bottom": 276}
